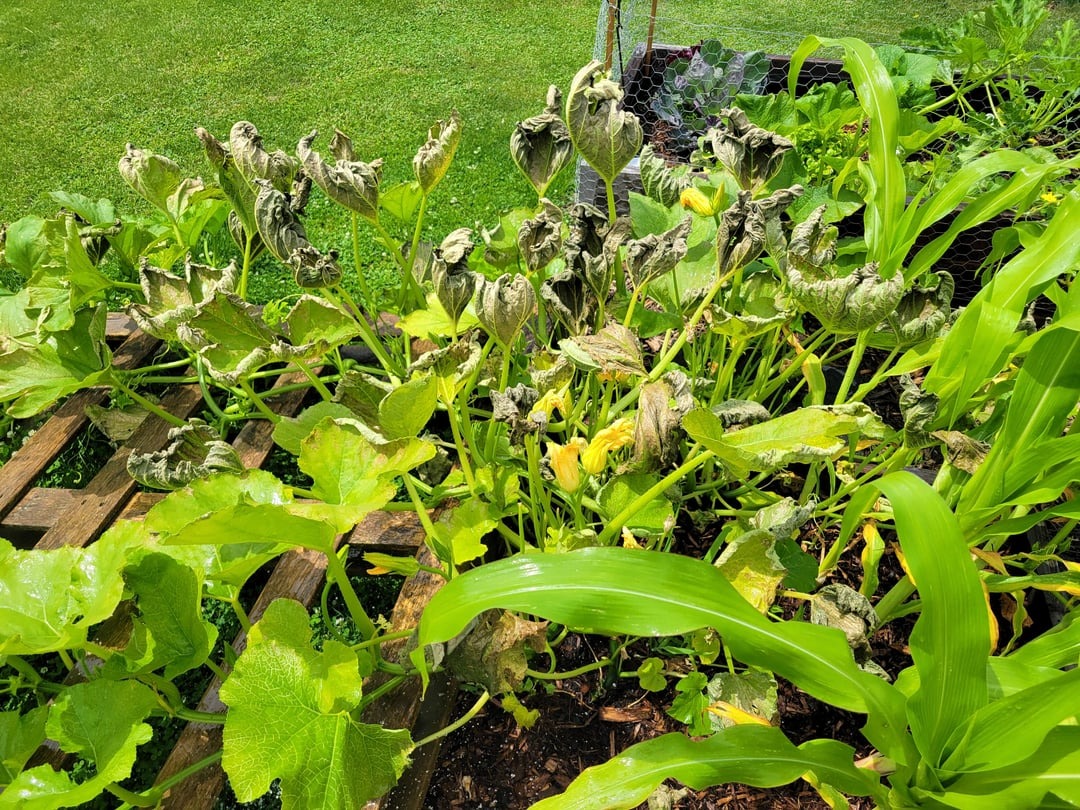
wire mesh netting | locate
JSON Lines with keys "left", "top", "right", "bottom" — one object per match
{"left": 576, "top": 0, "right": 1075, "bottom": 310}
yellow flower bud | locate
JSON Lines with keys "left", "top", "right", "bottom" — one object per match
{"left": 580, "top": 418, "right": 635, "bottom": 474}
{"left": 531, "top": 388, "right": 568, "bottom": 421}
{"left": 548, "top": 438, "right": 587, "bottom": 492}
{"left": 679, "top": 186, "right": 716, "bottom": 217}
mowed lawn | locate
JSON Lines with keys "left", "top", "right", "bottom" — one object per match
{"left": 2, "top": 0, "right": 1076, "bottom": 298}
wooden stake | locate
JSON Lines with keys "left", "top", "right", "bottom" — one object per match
{"left": 604, "top": 0, "right": 619, "bottom": 70}
{"left": 645, "top": 0, "right": 659, "bottom": 68}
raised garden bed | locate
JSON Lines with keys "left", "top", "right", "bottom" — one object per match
{"left": 0, "top": 317, "right": 454, "bottom": 809}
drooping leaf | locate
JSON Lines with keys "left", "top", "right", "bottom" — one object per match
{"left": 811, "top": 584, "right": 886, "bottom": 678}
{"left": 413, "top": 111, "right": 462, "bottom": 194}
{"left": 129, "top": 257, "right": 239, "bottom": 341}
{"left": 511, "top": 86, "right": 574, "bottom": 198}
{"left": 682, "top": 406, "right": 864, "bottom": 479}
{"left": 446, "top": 610, "right": 548, "bottom": 694}
{"left": 541, "top": 269, "right": 594, "bottom": 336}
{"left": 474, "top": 273, "right": 535, "bottom": 346}
{"left": 517, "top": 199, "right": 564, "bottom": 274}
{"left": 716, "top": 529, "right": 787, "bottom": 613}
{"left": 280, "top": 295, "right": 361, "bottom": 356}
{"left": 127, "top": 420, "right": 244, "bottom": 490}
{"left": 638, "top": 145, "right": 690, "bottom": 209}
{"left": 565, "top": 62, "right": 643, "bottom": 186}
{"left": 431, "top": 228, "right": 477, "bottom": 327}
{"left": 2, "top": 680, "right": 157, "bottom": 810}
{"left": 298, "top": 129, "right": 382, "bottom": 221}
{"left": 220, "top": 599, "right": 412, "bottom": 807}
{"left": 119, "top": 143, "right": 182, "bottom": 213}
{"left": 229, "top": 121, "right": 298, "bottom": 191}
{"left": 253, "top": 180, "right": 341, "bottom": 288}
{"left": 560, "top": 322, "right": 645, "bottom": 377}
{"left": 625, "top": 216, "right": 692, "bottom": 289}
{"left": 703, "top": 107, "right": 794, "bottom": 193}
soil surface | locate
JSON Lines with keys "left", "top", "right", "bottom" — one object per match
{"left": 422, "top": 550, "right": 918, "bottom": 810}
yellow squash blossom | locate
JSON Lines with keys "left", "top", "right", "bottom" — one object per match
{"left": 581, "top": 418, "right": 635, "bottom": 474}
{"left": 679, "top": 186, "right": 717, "bottom": 217}
{"left": 531, "top": 388, "right": 569, "bottom": 422}
{"left": 548, "top": 438, "right": 587, "bottom": 492}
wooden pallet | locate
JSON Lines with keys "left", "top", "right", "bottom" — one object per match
{"left": 3, "top": 317, "right": 455, "bottom": 809}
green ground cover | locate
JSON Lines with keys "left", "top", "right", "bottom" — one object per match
{"left": 1, "top": 0, "right": 1077, "bottom": 302}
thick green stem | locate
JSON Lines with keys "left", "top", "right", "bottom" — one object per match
{"left": 647, "top": 268, "right": 733, "bottom": 383}
{"left": 403, "top": 475, "right": 451, "bottom": 575}
{"left": 597, "top": 446, "right": 712, "bottom": 545}
{"left": 324, "top": 546, "right": 376, "bottom": 641}
{"left": 526, "top": 657, "right": 613, "bottom": 680}
{"left": 834, "top": 330, "right": 871, "bottom": 405}
{"left": 106, "top": 783, "right": 157, "bottom": 807}
{"left": 174, "top": 707, "right": 227, "bottom": 724}
{"left": 351, "top": 212, "right": 375, "bottom": 312}
{"left": 293, "top": 357, "right": 334, "bottom": 402}
{"left": 239, "top": 379, "right": 280, "bottom": 424}
{"left": 874, "top": 576, "right": 917, "bottom": 626}
{"left": 238, "top": 231, "right": 254, "bottom": 301}
{"left": 404, "top": 195, "right": 430, "bottom": 310}
{"left": 413, "top": 690, "right": 490, "bottom": 748}
{"left": 111, "top": 377, "right": 187, "bottom": 427}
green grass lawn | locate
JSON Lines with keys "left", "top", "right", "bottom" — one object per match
{"left": 2, "top": 0, "right": 1077, "bottom": 301}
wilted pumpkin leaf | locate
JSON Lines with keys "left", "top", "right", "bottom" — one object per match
{"left": 716, "top": 529, "right": 787, "bottom": 613}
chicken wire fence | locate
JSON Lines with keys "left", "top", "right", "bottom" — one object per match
{"left": 575, "top": 0, "right": 1045, "bottom": 307}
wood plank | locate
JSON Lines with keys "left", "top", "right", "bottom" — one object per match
{"left": 365, "top": 545, "right": 455, "bottom": 810}
{"left": 0, "top": 487, "right": 80, "bottom": 547}
{"left": 33, "top": 384, "right": 204, "bottom": 550}
{"left": 0, "top": 329, "right": 160, "bottom": 521}
{"left": 157, "top": 513, "right": 432, "bottom": 809}
{"left": 155, "top": 545, "right": 339, "bottom": 808}
{"left": 106, "top": 312, "right": 138, "bottom": 340}
{"left": 348, "top": 509, "right": 429, "bottom": 555}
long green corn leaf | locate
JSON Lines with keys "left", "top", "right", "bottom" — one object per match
{"left": 901, "top": 154, "right": 1080, "bottom": 282}
{"left": 875, "top": 473, "right": 989, "bottom": 767}
{"left": 942, "top": 668, "right": 1080, "bottom": 773}
{"left": 414, "top": 547, "right": 907, "bottom": 755}
{"left": 931, "top": 727, "right": 1080, "bottom": 808}
{"left": 958, "top": 326, "right": 1080, "bottom": 526}
{"left": 925, "top": 188, "right": 1080, "bottom": 424}
{"left": 1008, "top": 612, "right": 1080, "bottom": 670}
{"left": 791, "top": 38, "right": 903, "bottom": 269}
{"left": 526, "top": 725, "right": 882, "bottom": 810}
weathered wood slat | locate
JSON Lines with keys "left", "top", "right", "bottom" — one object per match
{"left": 365, "top": 545, "right": 455, "bottom": 810}
{"left": 33, "top": 384, "right": 205, "bottom": 550}
{"left": 155, "top": 544, "right": 340, "bottom": 808}
{"left": 0, "top": 329, "right": 160, "bottom": 522}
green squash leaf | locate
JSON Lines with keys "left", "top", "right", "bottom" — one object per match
{"left": 0, "top": 708, "right": 47, "bottom": 786}
{"left": 716, "top": 529, "right": 787, "bottom": 613}
{"left": 0, "top": 305, "right": 111, "bottom": 418}
{"left": 1, "top": 680, "right": 156, "bottom": 810}
{"left": 0, "top": 529, "right": 130, "bottom": 655}
{"left": 379, "top": 374, "right": 437, "bottom": 440}
{"left": 220, "top": 599, "right": 412, "bottom": 807}
{"left": 118, "top": 553, "right": 218, "bottom": 679}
